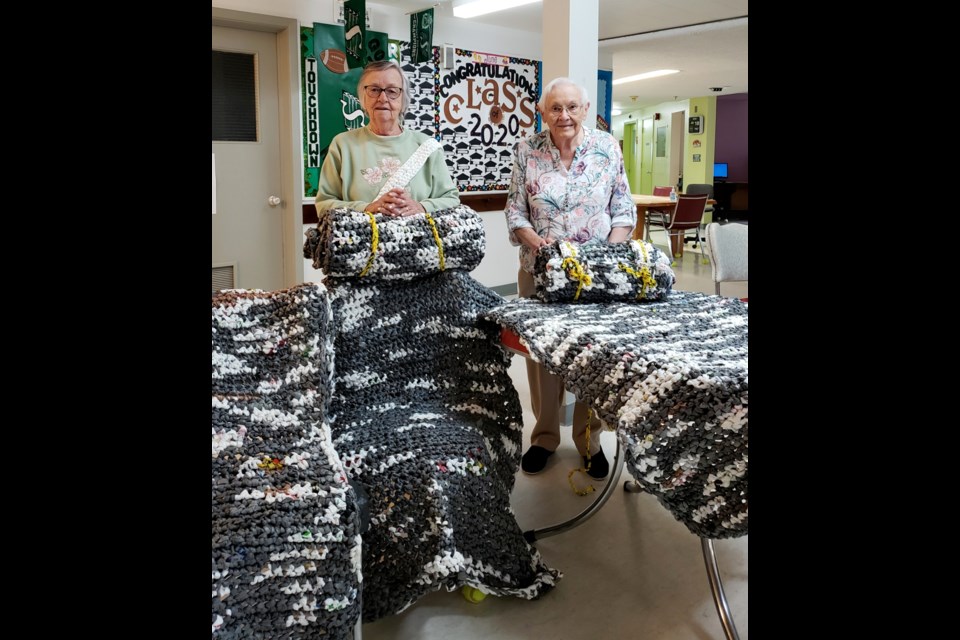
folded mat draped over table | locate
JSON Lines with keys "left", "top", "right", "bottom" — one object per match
{"left": 212, "top": 205, "right": 559, "bottom": 638}
{"left": 484, "top": 292, "right": 748, "bottom": 539}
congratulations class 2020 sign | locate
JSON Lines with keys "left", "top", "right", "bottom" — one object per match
{"left": 436, "top": 49, "right": 539, "bottom": 192}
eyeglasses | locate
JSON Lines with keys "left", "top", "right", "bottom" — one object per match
{"left": 364, "top": 85, "right": 403, "bottom": 100}
{"left": 548, "top": 104, "right": 583, "bottom": 116}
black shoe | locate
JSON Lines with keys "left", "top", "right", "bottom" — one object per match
{"left": 583, "top": 447, "right": 609, "bottom": 480}
{"left": 521, "top": 446, "right": 555, "bottom": 475}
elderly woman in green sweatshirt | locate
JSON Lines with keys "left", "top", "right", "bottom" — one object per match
{"left": 315, "top": 60, "right": 459, "bottom": 218}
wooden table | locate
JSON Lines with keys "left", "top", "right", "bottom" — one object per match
{"left": 631, "top": 194, "right": 716, "bottom": 258}
{"left": 631, "top": 193, "right": 678, "bottom": 250}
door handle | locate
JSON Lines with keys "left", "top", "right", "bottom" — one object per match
{"left": 268, "top": 195, "right": 281, "bottom": 207}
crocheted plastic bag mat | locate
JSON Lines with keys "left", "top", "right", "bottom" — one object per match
{"left": 212, "top": 283, "right": 363, "bottom": 639}
{"left": 533, "top": 239, "right": 675, "bottom": 303}
{"left": 327, "top": 269, "right": 560, "bottom": 622}
{"left": 484, "top": 292, "right": 748, "bottom": 539}
{"left": 303, "top": 204, "right": 485, "bottom": 281}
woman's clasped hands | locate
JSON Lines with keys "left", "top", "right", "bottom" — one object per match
{"left": 370, "top": 188, "right": 425, "bottom": 218}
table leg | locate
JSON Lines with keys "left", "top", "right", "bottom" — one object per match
{"left": 632, "top": 205, "right": 647, "bottom": 241}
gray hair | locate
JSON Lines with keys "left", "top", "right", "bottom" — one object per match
{"left": 538, "top": 77, "right": 589, "bottom": 109}
{"left": 357, "top": 59, "right": 410, "bottom": 123}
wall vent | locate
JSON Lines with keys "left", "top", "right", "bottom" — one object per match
{"left": 212, "top": 263, "right": 236, "bottom": 295}
{"left": 443, "top": 44, "right": 454, "bottom": 69}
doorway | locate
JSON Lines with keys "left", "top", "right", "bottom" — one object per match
{"left": 669, "top": 110, "right": 684, "bottom": 190}
{"left": 623, "top": 120, "right": 637, "bottom": 193}
{"left": 640, "top": 117, "right": 654, "bottom": 194}
{"left": 212, "top": 8, "right": 303, "bottom": 292}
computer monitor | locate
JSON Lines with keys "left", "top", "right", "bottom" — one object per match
{"left": 713, "top": 162, "right": 729, "bottom": 181}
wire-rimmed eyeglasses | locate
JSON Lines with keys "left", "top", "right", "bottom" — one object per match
{"left": 547, "top": 104, "right": 583, "bottom": 116}
{"left": 364, "top": 85, "right": 403, "bottom": 100}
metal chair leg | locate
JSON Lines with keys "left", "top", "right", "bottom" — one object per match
{"left": 701, "top": 538, "right": 740, "bottom": 640}
{"left": 523, "top": 437, "right": 625, "bottom": 542}
{"left": 622, "top": 485, "right": 741, "bottom": 638}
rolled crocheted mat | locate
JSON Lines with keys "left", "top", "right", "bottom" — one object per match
{"left": 304, "top": 204, "right": 485, "bottom": 280}
{"left": 533, "top": 239, "right": 676, "bottom": 303}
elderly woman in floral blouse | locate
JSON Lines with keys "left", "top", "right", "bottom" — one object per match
{"left": 504, "top": 76, "right": 635, "bottom": 480}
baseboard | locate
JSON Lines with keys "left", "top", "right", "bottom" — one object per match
{"left": 491, "top": 283, "right": 518, "bottom": 297}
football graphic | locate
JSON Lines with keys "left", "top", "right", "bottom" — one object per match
{"left": 319, "top": 48, "right": 348, "bottom": 74}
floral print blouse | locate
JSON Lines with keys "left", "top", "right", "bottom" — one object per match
{"left": 504, "top": 127, "right": 635, "bottom": 273}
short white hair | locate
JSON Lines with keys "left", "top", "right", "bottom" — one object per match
{"left": 539, "top": 77, "right": 589, "bottom": 109}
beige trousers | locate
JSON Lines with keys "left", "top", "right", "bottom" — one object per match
{"left": 517, "top": 268, "right": 601, "bottom": 457}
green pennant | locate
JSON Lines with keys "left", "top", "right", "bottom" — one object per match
{"left": 366, "top": 30, "right": 388, "bottom": 65}
{"left": 410, "top": 8, "right": 434, "bottom": 64}
{"left": 343, "top": 0, "right": 366, "bottom": 69}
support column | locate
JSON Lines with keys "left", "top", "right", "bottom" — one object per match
{"left": 541, "top": 0, "right": 599, "bottom": 425}
{"left": 541, "top": 0, "right": 599, "bottom": 124}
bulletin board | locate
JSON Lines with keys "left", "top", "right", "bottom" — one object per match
{"left": 436, "top": 49, "right": 540, "bottom": 191}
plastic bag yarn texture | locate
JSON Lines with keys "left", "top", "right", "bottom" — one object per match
{"left": 485, "top": 292, "right": 748, "bottom": 539}
{"left": 212, "top": 283, "right": 363, "bottom": 639}
{"left": 327, "top": 270, "right": 559, "bottom": 622}
{"left": 303, "top": 204, "right": 486, "bottom": 281}
{"left": 533, "top": 239, "right": 675, "bottom": 303}
{"left": 217, "top": 208, "right": 561, "bottom": 634}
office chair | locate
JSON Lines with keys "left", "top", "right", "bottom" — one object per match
{"left": 705, "top": 222, "right": 748, "bottom": 296}
{"left": 652, "top": 185, "right": 674, "bottom": 197}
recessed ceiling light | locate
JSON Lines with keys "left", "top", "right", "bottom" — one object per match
{"left": 612, "top": 69, "right": 680, "bottom": 85}
{"left": 452, "top": 0, "right": 541, "bottom": 19}
{"left": 611, "top": 109, "right": 622, "bottom": 116}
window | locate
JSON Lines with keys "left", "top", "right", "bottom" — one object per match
{"left": 212, "top": 50, "right": 257, "bottom": 142}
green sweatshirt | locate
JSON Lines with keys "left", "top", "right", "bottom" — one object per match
{"left": 315, "top": 127, "right": 460, "bottom": 216}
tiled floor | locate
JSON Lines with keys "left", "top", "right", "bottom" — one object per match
{"left": 361, "top": 229, "right": 748, "bottom": 639}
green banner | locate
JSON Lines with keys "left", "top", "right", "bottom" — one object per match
{"left": 365, "top": 29, "right": 388, "bottom": 65}
{"left": 343, "top": 0, "right": 366, "bottom": 69}
{"left": 304, "top": 23, "right": 367, "bottom": 198}
{"left": 410, "top": 8, "right": 433, "bottom": 64}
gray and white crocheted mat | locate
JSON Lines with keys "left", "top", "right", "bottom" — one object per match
{"left": 484, "top": 291, "right": 748, "bottom": 539}
{"left": 303, "top": 204, "right": 486, "bottom": 281}
{"left": 327, "top": 270, "right": 560, "bottom": 621}
{"left": 212, "top": 283, "right": 363, "bottom": 639}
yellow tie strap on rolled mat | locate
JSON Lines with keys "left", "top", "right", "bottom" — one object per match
{"left": 560, "top": 256, "right": 591, "bottom": 301}
{"left": 567, "top": 408, "right": 596, "bottom": 496}
{"left": 359, "top": 211, "right": 380, "bottom": 277}
{"left": 424, "top": 212, "right": 446, "bottom": 271}
{"left": 617, "top": 262, "right": 656, "bottom": 299}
